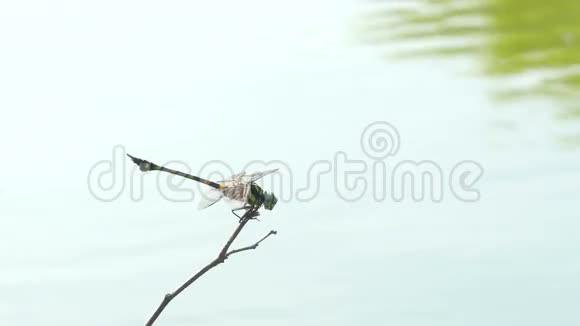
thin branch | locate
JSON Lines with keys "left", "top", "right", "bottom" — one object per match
{"left": 218, "top": 216, "right": 250, "bottom": 258}
{"left": 226, "top": 230, "right": 278, "bottom": 257}
{"left": 145, "top": 208, "right": 276, "bottom": 326}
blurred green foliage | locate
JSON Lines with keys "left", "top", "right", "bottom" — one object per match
{"left": 362, "top": 0, "right": 580, "bottom": 106}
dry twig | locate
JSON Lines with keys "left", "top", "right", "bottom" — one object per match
{"left": 145, "top": 207, "right": 276, "bottom": 326}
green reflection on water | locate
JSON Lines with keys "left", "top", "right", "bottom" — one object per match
{"left": 362, "top": 0, "right": 580, "bottom": 121}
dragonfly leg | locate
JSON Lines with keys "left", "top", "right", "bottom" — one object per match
{"left": 245, "top": 206, "right": 261, "bottom": 221}
{"left": 231, "top": 206, "right": 252, "bottom": 221}
{"left": 231, "top": 206, "right": 260, "bottom": 222}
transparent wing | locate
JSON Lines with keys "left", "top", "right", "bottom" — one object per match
{"left": 197, "top": 188, "right": 224, "bottom": 210}
{"left": 216, "top": 169, "right": 279, "bottom": 188}
{"left": 218, "top": 171, "right": 246, "bottom": 183}
{"left": 239, "top": 169, "right": 279, "bottom": 183}
{"left": 222, "top": 196, "right": 247, "bottom": 210}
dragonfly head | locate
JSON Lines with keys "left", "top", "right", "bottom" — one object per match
{"left": 263, "top": 192, "right": 278, "bottom": 210}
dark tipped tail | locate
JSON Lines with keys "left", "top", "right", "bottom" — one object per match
{"left": 126, "top": 154, "right": 160, "bottom": 171}
{"left": 126, "top": 153, "right": 222, "bottom": 189}
{"left": 126, "top": 153, "right": 143, "bottom": 166}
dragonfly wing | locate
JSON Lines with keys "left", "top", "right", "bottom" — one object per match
{"left": 217, "top": 171, "right": 246, "bottom": 184}
{"left": 198, "top": 188, "right": 224, "bottom": 210}
{"left": 242, "top": 168, "right": 279, "bottom": 183}
{"left": 222, "top": 196, "right": 247, "bottom": 210}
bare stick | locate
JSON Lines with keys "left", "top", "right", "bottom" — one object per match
{"left": 145, "top": 208, "right": 276, "bottom": 326}
{"left": 226, "top": 230, "right": 277, "bottom": 256}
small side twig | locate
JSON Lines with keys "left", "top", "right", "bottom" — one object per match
{"left": 145, "top": 208, "right": 276, "bottom": 326}
{"left": 226, "top": 230, "right": 277, "bottom": 256}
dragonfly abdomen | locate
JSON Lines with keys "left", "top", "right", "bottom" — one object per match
{"left": 156, "top": 166, "right": 223, "bottom": 189}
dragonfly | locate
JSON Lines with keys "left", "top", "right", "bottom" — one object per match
{"left": 127, "top": 154, "right": 278, "bottom": 218}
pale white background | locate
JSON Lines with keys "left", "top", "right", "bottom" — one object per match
{"left": 1, "top": 1, "right": 579, "bottom": 325}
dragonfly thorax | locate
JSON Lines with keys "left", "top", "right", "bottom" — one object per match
{"left": 247, "top": 184, "right": 278, "bottom": 210}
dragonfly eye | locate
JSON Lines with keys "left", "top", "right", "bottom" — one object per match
{"left": 263, "top": 192, "right": 278, "bottom": 210}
